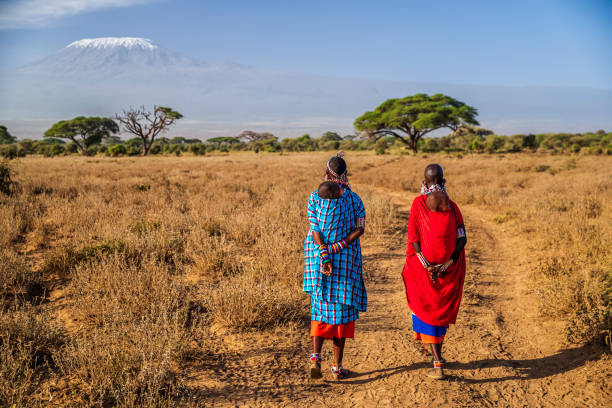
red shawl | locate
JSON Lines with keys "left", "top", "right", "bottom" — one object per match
{"left": 401, "top": 195, "right": 466, "bottom": 326}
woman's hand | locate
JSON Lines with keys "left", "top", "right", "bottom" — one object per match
{"left": 322, "top": 262, "right": 333, "bottom": 276}
{"left": 428, "top": 265, "right": 440, "bottom": 281}
{"left": 431, "top": 259, "right": 454, "bottom": 281}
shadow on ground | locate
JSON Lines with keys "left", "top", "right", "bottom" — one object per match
{"left": 446, "top": 343, "right": 608, "bottom": 384}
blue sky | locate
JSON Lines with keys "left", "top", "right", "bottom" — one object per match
{"left": 1, "top": 0, "right": 611, "bottom": 88}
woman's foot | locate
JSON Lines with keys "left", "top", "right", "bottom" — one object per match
{"left": 331, "top": 364, "right": 348, "bottom": 380}
{"left": 309, "top": 353, "right": 322, "bottom": 379}
{"left": 426, "top": 360, "right": 446, "bottom": 380}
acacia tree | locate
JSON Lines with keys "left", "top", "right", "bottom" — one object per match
{"left": 115, "top": 106, "right": 183, "bottom": 156}
{"left": 44, "top": 117, "right": 119, "bottom": 152}
{"left": 236, "top": 130, "right": 275, "bottom": 142}
{"left": 354, "top": 93, "right": 479, "bottom": 152}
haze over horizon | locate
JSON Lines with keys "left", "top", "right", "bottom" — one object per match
{"left": 1, "top": 1, "right": 611, "bottom": 140}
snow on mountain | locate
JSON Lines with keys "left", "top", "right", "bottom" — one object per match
{"left": 66, "top": 37, "right": 158, "bottom": 50}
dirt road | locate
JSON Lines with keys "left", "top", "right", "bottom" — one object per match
{"left": 186, "top": 191, "right": 610, "bottom": 407}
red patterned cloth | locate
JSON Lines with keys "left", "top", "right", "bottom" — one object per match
{"left": 402, "top": 195, "right": 466, "bottom": 326}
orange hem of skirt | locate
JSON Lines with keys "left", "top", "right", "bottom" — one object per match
{"left": 414, "top": 331, "right": 445, "bottom": 344}
{"left": 310, "top": 320, "right": 355, "bottom": 339}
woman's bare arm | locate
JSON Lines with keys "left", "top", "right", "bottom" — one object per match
{"left": 344, "top": 227, "right": 364, "bottom": 244}
{"left": 312, "top": 230, "right": 325, "bottom": 246}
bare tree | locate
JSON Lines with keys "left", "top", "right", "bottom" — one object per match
{"left": 115, "top": 106, "right": 183, "bottom": 156}
{"left": 236, "top": 130, "right": 276, "bottom": 142}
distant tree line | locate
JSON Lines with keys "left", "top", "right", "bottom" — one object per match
{"left": 1, "top": 94, "right": 611, "bottom": 158}
{"left": 2, "top": 126, "right": 610, "bottom": 159}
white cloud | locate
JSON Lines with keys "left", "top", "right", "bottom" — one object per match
{"left": 0, "top": 0, "right": 159, "bottom": 29}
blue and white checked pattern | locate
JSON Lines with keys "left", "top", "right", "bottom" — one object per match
{"left": 311, "top": 297, "right": 359, "bottom": 325}
{"left": 303, "top": 188, "right": 367, "bottom": 317}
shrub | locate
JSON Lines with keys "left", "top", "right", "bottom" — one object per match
{"left": 41, "top": 239, "right": 126, "bottom": 277}
{"left": 107, "top": 144, "right": 127, "bottom": 157}
{"left": 126, "top": 144, "right": 142, "bottom": 156}
{"left": 374, "top": 138, "right": 387, "bottom": 155}
{"left": 189, "top": 142, "right": 206, "bottom": 156}
{"left": 0, "top": 144, "right": 18, "bottom": 159}
{"left": 204, "top": 270, "right": 306, "bottom": 328}
{"left": 0, "top": 160, "right": 19, "bottom": 195}
{"left": 129, "top": 219, "right": 162, "bottom": 235}
{"left": 65, "top": 142, "right": 79, "bottom": 154}
{"left": 82, "top": 146, "right": 98, "bottom": 156}
{"left": 45, "top": 144, "right": 65, "bottom": 157}
{"left": 0, "top": 307, "right": 63, "bottom": 407}
{"left": 422, "top": 138, "right": 439, "bottom": 152}
{"left": 485, "top": 135, "right": 506, "bottom": 152}
{"left": 0, "top": 249, "right": 42, "bottom": 303}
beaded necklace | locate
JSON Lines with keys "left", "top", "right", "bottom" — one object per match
{"left": 421, "top": 181, "right": 447, "bottom": 196}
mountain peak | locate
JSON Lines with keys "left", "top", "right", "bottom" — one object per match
{"left": 66, "top": 37, "right": 157, "bottom": 50}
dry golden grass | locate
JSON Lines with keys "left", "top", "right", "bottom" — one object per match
{"left": 0, "top": 152, "right": 610, "bottom": 406}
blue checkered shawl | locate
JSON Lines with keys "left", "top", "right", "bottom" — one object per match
{"left": 303, "top": 188, "right": 367, "bottom": 315}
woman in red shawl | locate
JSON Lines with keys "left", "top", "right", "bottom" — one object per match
{"left": 402, "top": 164, "right": 467, "bottom": 379}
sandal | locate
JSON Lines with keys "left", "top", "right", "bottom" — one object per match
{"left": 309, "top": 353, "right": 322, "bottom": 379}
{"left": 426, "top": 360, "right": 446, "bottom": 380}
{"left": 331, "top": 364, "right": 348, "bottom": 380}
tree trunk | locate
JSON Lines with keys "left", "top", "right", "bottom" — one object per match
{"left": 410, "top": 135, "right": 418, "bottom": 153}
{"left": 141, "top": 138, "right": 148, "bottom": 156}
{"left": 71, "top": 137, "right": 84, "bottom": 152}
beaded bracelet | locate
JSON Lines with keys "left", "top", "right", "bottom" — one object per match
{"left": 456, "top": 227, "right": 466, "bottom": 238}
{"left": 329, "top": 239, "right": 347, "bottom": 254}
{"left": 416, "top": 252, "right": 431, "bottom": 268}
{"left": 319, "top": 245, "right": 331, "bottom": 264}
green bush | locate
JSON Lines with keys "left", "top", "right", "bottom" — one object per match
{"left": 422, "top": 138, "right": 440, "bottom": 152}
{"left": 65, "top": 142, "right": 79, "bottom": 154}
{"left": 126, "top": 145, "right": 141, "bottom": 156}
{"left": 107, "top": 144, "right": 127, "bottom": 157}
{"left": 0, "top": 145, "right": 19, "bottom": 159}
{"left": 45, "top": 145, "right": 65, "bottom": 157}
{"left": 470, "top": 138, "right": 484, "bottom": 151}
{"left": 189, "top": 143, "right": 206, "bottom": 156}
{"left": 485, "top": 135, "right": 506, "bottom": 152}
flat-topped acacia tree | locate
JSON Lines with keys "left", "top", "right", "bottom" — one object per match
{"left": 354, "top": 93, "right": 479, "bottom": 153}
{"left": 115, "top": 106, "right": 183, "bottom": 156}
{"left": 44, "top": 117, "right": 119, "bottom": 152}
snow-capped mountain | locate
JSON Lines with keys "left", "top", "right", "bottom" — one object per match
{"left": 19, "top": 37, "right": 240, "bottom": 76}
{"left": 2, "top": 37, "right": 611, "bottom": 138}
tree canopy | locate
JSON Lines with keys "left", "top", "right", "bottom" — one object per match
{"left": 236, "top": 130, "right": 276, "bottom": 142}
{"left": 354, "top": 93, "right": 479, "bottom": 152}
{"left": 0, "top": 126, "right": 16, "bottom": 144}
{"left": 115, "top": 106, "right": 183, "bottom": 156}
{"left": 321, "top": 131, "right": 342, "bottom": 142}
{"left": 44, "top": 117, "right": 119, "bottom": 151}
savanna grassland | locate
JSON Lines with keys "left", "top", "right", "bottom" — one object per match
{"left": 0, "top": 152, "right": 610, "bottom": 407}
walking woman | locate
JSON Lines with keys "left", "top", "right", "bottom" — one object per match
{"left": 303, "top": 153, "right": 367, "bottom": 380}
{"left": 402, "top": 164, "right": 467, "bottom": 379}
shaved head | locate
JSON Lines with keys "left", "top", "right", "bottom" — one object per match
{"left": 424, "top": 164, "right": 444, "bottom": 186}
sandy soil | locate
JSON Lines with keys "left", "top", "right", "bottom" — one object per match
{"left": 182, "top": 190, "right": 611, "bottom": 407}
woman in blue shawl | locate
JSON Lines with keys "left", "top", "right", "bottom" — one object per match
{"left": 303, "top": 153, "right": 367, "bottom": 380}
